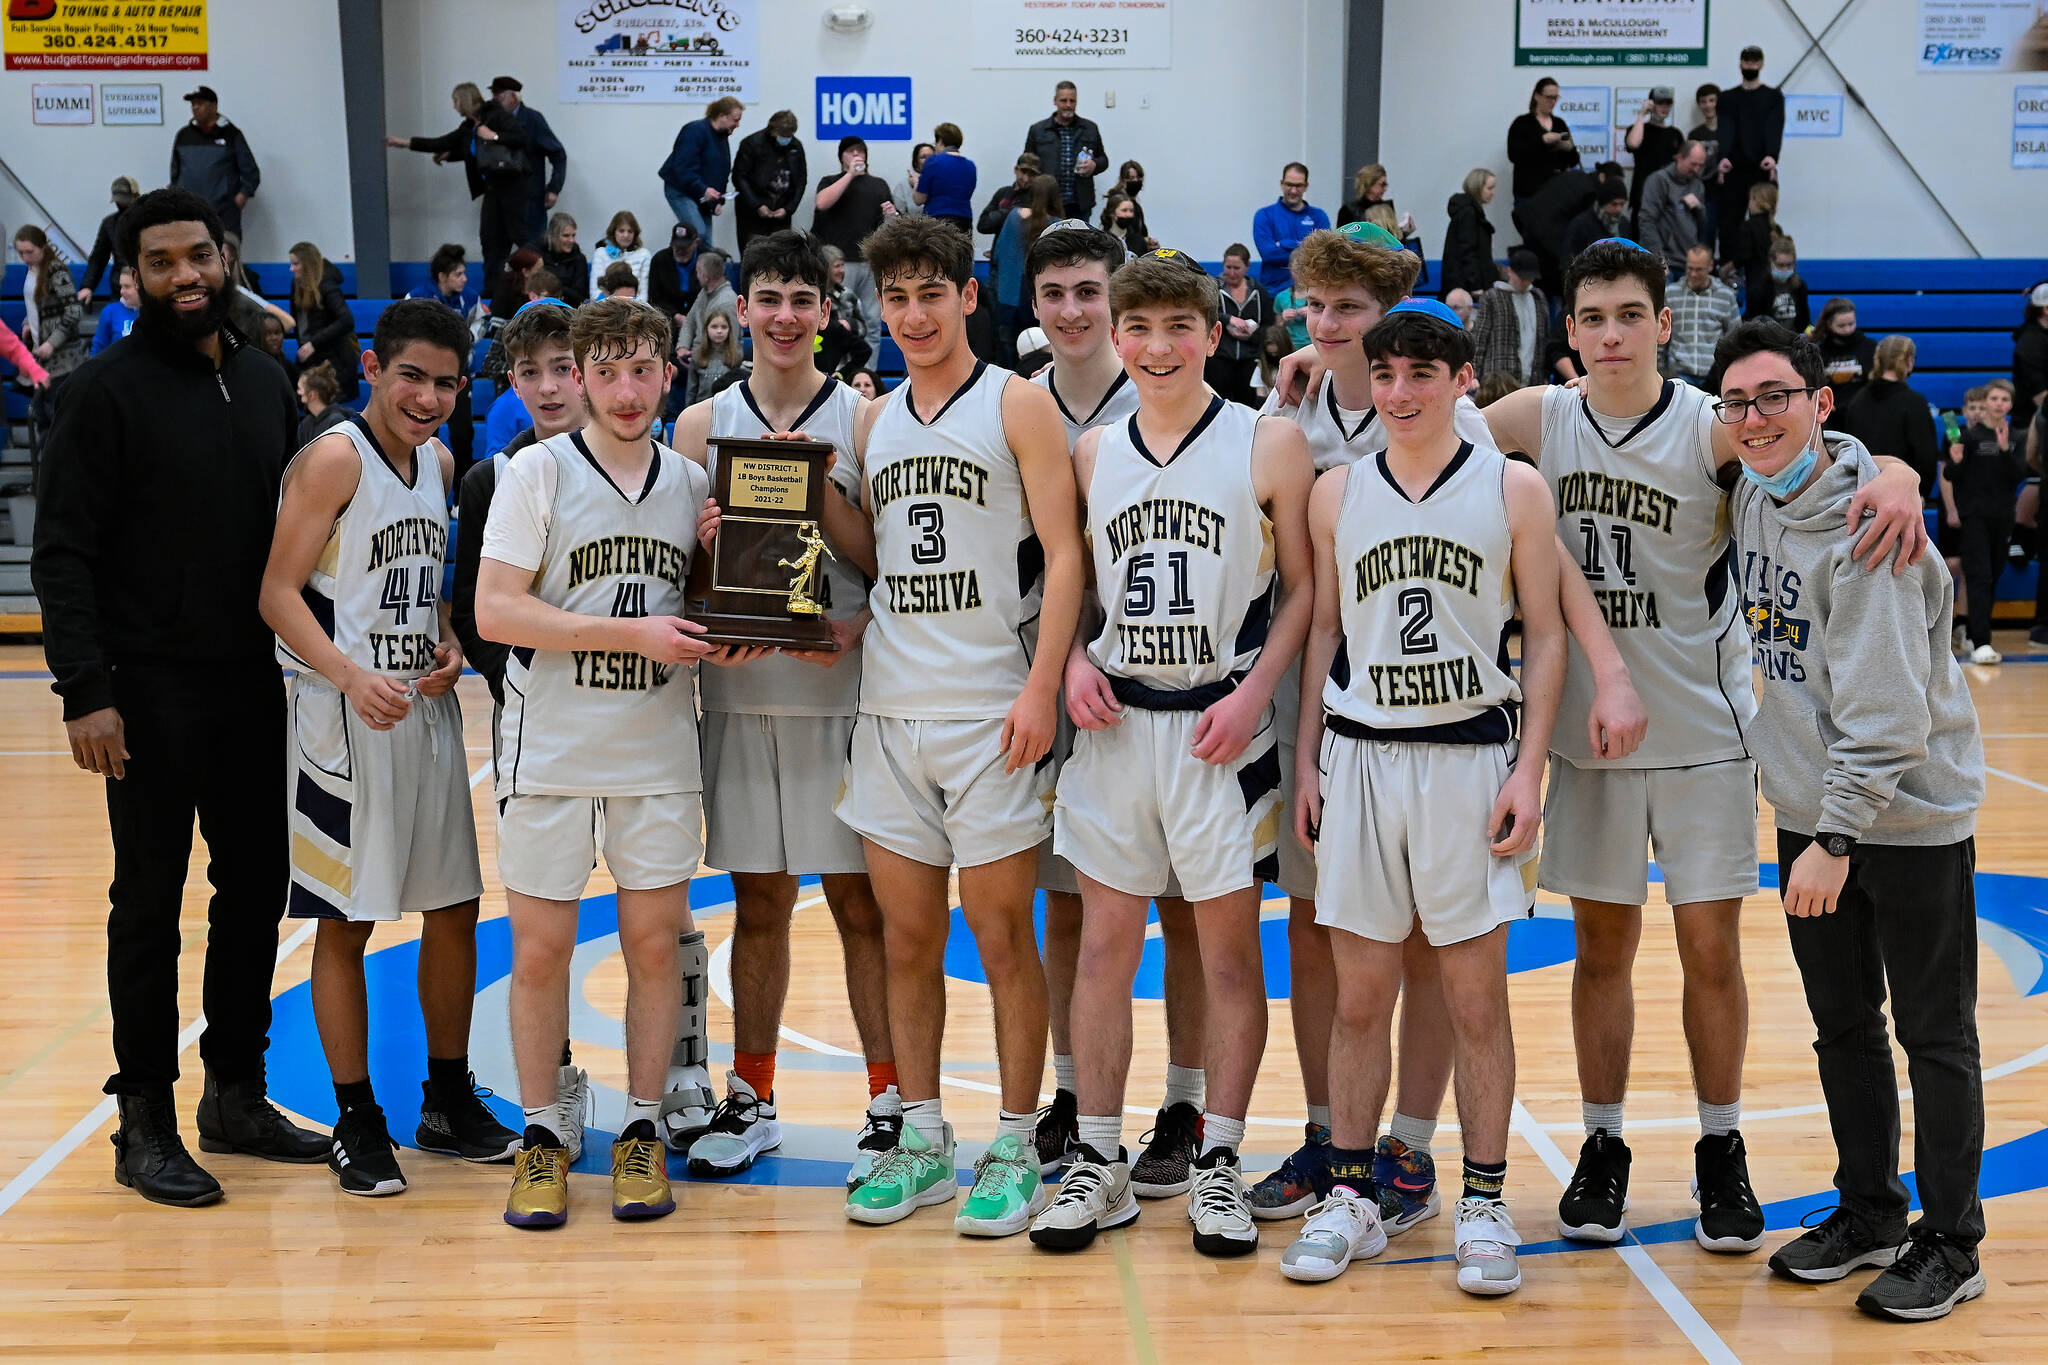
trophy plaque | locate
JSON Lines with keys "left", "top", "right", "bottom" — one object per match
{"left": 683, "top": 435, "right": 843, "bottom": 650}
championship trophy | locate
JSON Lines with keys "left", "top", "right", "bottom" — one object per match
{"left": 683, "top": 435, "right": 843, "bottom": 650}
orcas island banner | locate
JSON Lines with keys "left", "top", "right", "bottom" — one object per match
{"left": 558, "top": 0, "right": 757, "bottom": 103}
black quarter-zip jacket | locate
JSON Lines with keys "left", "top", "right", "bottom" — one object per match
{"left": 32, "top": 311, "right": 298, "bottom": 719}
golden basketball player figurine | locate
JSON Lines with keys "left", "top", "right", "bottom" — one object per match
{"left": 778, "top": 520, "right": 834, "bottom": 615}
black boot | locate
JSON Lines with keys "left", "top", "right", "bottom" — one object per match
{"left": 195, "top": 1069, "right": 329, "bottom": 1163}
{"left": 112, "top": 1093, "right": 224, "bottom": 1207}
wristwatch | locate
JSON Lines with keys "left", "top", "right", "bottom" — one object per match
{"left": 1817, "top": 831, "right": 1857, "bottom": 859}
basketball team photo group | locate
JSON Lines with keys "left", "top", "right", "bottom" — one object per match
{"left": 3, "top": 0, "right": 2045, "bottom": 1359}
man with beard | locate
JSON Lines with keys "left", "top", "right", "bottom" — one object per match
{"left": 32, "top": 187, "right": 327, "bottom": 1208}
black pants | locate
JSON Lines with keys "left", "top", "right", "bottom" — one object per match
{"left": 1777, "top": 830, "right": 1985, "bottom": 1249}
{"left": 478, "top": 178, "right": 531, "bottom": 288}
{"left": 103, "top": 664, "right": 288, "bottom": 1098}
{"left": 1958, "top": 514, "right": 2011, "bottom": 648}
{"left": 447, "top": 382, "right": 474, "bottom": 483}
{"left": 1205, "top": 355, "right": 1259, "bottom": 407}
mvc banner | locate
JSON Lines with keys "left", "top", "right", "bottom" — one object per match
{"left": 558, "top": 0, "right": 757, "bottom": 103}
{"left": 1516, "top": 0, "right": 1708, "bottom": 67}
{"left": 4, "top": 0, "right": 206, "bottom": 71}
{"left": 1919, "top": 0, "right": 2048, "bottom": 72}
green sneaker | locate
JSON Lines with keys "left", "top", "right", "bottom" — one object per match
{"left": 956, "top": 1134, "right": 1051, "bottom": 1237}
{"left": 845, "top": 1119, "right": 956, "bottom": 1224}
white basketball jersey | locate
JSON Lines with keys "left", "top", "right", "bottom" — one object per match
{"left": 1324, "top": 441, "right": 1521, "bottom": 735}
{"left": 699, "top": 377, "right": 868, "bottom": 717}
{"left": 1264, "top": 372, "right": 1493, "bottom": 472}
{"left": 861, "top": 362, "right": 1040, "bottom": 720}
{"left": 1032, "top": 366, "right": 1140, "bottom": 448}
{"left": 1539, "top": 381, "right": 1754, "bottom": 768}
{"left": 277, "top": 416, "right": 447, "bottom": 682}
{"left": 1087, "top": 397, "right": 1275, "bottom": 691}
{"left": 497, "top": 432, "right": 710, "bottom": 798}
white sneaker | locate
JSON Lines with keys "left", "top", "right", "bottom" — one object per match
{"left": 659, "top": 1062, "right": 716, "bottom": 1152}
{"left": 1280, "top": 1185, "right": 1387, "bottom": 1282}
{"left": 1970, "top": 644, "right": 2003, "bottom": 665}
{"left": 1454, "top": 1196, "right": 1523, "bottom": 1296}
{"left": 554, "top": 1065, "right": 590, "bottom": 1163}
{"left": 1187, "top": 1148, "right": 1258, "bottom": 1257}
{"left": 847, "top": 1090, "right": 904, "bottom": 1190}
{"left": 686, "top": 1073, "right": 782, "bottom": 1177}
{"left": 1029, "top": 1146, "right": 1139, "bottom": 1250}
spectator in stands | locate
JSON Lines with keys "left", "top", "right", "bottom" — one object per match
{"left": 538, "top": 212, "right": 590, "bottom": 307}
{"left": 1562, "top": 177, "right": 1629, "bottom": 266}
{"left": 1474, "top": 371, "right": 1523, "bottom": 408}
{"left": 1252, "top": 163, "right": 1329, "bottom": 292}
{"left": 1512, "top": 162, "right": 1606, "bottom": 302}
{"left": 171, "top": 86, "right": 260, "bottom": 237}
{"left": 1833, "top": 335, "right": 1939, "bottom": 495}
{"left": 1025, "top": 81, "right": 1108, "bottom": 220}
{"left": 893, "top": 143, "right": 935, "bottom": 219}
{"left": 597, "top": 261, "right": 639, "bottom": 299}
{"left": 1469, "top": 246, "right": 1548, "bottom": 386}
{"left": 688, "top": 312, "right": 743, "bottom": 405}
{"left": 296, "top": 362, "right": 348, "bottom": 446}
{"left": 647, "top": 222, "right": 701, "bottom": 335}
{"left": 1101, "top": 192, "right": 1143, "bottom": 256}
{"left": 1444, "top": 287, "right": 1476, "bottom": 326}
{"left": 660, "top": 95, "right": 744, "bottom": 241}
{"left": 810, "top": 137, "right": 896, "bottom": 339}
{"left": 286, "top": 240, "right": 356, "bottom": 402}
{"left": 1665, "top": 244, "right": 1740, "bottom": 387}
{"left": 0, "top": 316, "right": 48, "bottom": 397}
{"left": 1624, "top": 87, "right": 1686, "bottom": 225}
{"left": 731, "top": 109, "right": 807, "bottom": 251}
{"left": 406, "top": 243, "right": 485, "bottom": 473}
{"left": 1814, "top": 297, "right": 1878, "bottom": 407}
{"left": 1339, "top": 163, "right": 1411, "bottom": 238}
{"left": 677, "top": 249, "right": 736, "bottom": 356}
{"left": 1257, "top": 321, "right": 1294, "bottom": 397}
{"left": 489, "top": 76, "right": 567, "bottom": 244}
{"left": 1714, "top": 47, "right": 1784, "bottom": 254}
{"left": 1638, "top": 141, "right": 1710, "bottom": 275}
{"left": 1946, "top": 379, "right": 2026, "bottom": 664}
{"left": 587, "top": 211, "right": 652, "bottom": 300}
{"left": 1439, "top": 168, "right": 1500, "bottom": 297}
{"left": 15, "top": 225, "right": 87, "bottom": 418}
{"left": 978, "top": 153, "right": 1041, "bottom": 235}
{"left": 989, "top": 174, "right": 1063, "bottom": 357}
{"left": 1728, "top": 182, "right": 1782, "bottom": 312}
{"left": 217, "top": 232, "right": 294, "bottom": 341}
{"left": 385, "top": 82, "right": 531, "bottom": 284}
{"left": 1274, "top": 284, "right": 1309, "bottom": 350}
{"left": 1209, "top": 244, "right": 1270, "bottom": 406}
{"left": 92, "top": 265, "right": 141, "bottom": 356}
{"left": 1111, "top": 161, "right": 1157, "bottom": 250}
{"left": 2013, "top": 283, "right": 2048, "bottom": 434}
{"left": 915, "top": 124, "right": 978, "bottom": 236}
{"left": 1689, "top": 83, "right": 1724, "bottom": 250}
{"left": 77, "top": 176, "right": 140, "bottom": 302}
{"left": 817, "top": 246, "right": 872, "bottom": 379}
{"left": 1749, "top": 233, "right": 1810, "bottom": 330}
{"left": 255, "top": 314, "right": 294, "bottom": 386}
{"left": 525, "top": 269, "right": 562, "bottom": 303}
{"left": 848, "top": 369, "right": 880, "bottom": 400}
{"left": 1507, "top": 77, "right": 1580, "bottom": 207}
{"left": 489, "top": 246, "right": 542, "bottom": 320}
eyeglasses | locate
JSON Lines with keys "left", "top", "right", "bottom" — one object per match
{"left": 1713, "top": 387, "right": 1818, "bottom": 423}
{"left": 1281, "top": 180, "right": 1308, "bottom": 191}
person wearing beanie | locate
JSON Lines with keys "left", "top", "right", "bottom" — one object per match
{"left": 77, "top": 176, "right": 141, "bottom": 301}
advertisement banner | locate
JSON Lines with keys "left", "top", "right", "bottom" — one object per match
{"left": 5, "top": 0, "right": 206, "bottom": 71}
{"left": 971, "top": 0, "right": 1171, "bottom": 68}
{"left": 1783, "top": 92, "right": 1845, "bottom": 136}
{"left": 1919, "top": 1, "right": 2048, "bottom": 72}
{"left": 1517, "top": 0, "right": 1709, "bottom": 67}
{"left": 31, "top": 80, "right": 91, "bottom": 123}
{"left": 2016, "top": 85, "right": 2048, "bottom": 165}
{"left": 558, "top": 0, "right": 756, "bottom": 104}
{"left": 1557, "top": 85, "right": 1612, "bottom": 161}
{"left": 100, "top": 82, "right": 162, "bottom": 125}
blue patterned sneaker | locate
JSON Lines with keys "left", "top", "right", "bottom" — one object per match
{"left": 1247, "top": 1122, "right": 1331, "bottom": 1221}
{"left": 1373, "top": 1135, "right": 1440, "bottom": 1235}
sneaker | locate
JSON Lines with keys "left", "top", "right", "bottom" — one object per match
{"left": 1768, "top": 1206, "right": 1906, "bottom": 1283}
{"left": 847, "top": 1091, "right": 905, "bottom": 1191}
{"left": 1129, "top": 1102, "right": 1201, "bottom": 1198}
{"left": 1557, "top": 1129, "right": 1630, "bottom": 1242}
{"left": 956, "top": 1133, "right": 1050, "bottom": 1237}
{"left": 659, "top": 1063, "right": 717, "bottom": 1152}
{"left": 1029, "top": 1145, "right": 1140, "bottom": 1251}
{"left": 1280, "top": 1185, "right": 1388, "bottom": 1282}
{"left": 555, "top": 1065, "right": 590, "bottom": 1164}
{"left": 2030, "top": 626, "right": 2048, "bottom": 649}
{"left": 1247, "top": 1123, "right": 1331, "bottom": 1220}
{"left": 845, "top": 1120, "right": 956, "bottom": 1225}
{"left": 415, "top": 1075, "right": 521, "bottom": 1164}
{"left": 1454, "top": 1197, "right": 1523, "bottom": 1296}
{"left": 610, "top": 1122, "right": 676, "bottom": 1220}
{"left": 1854, "top": 1230, "right": 1987, "bottom": 1321}
{"left": 1970, "top": 643, "right": 2003, "bottom": 666}
{"left": 503, "top": 1131, "right": 569, "bottom": 1229}
{"left": 1692, "top": 1130, "right": 1765, "bottom": 1253}
{"left": 687, "top": 1074, "right": 782, "bottom": 1178}
{"left": 1033, "top": 1088, "right": 1078, "bottom": 1176}
{"left": 1372, "top": 1135, "right": 1440, "bottom": 1236}
{"left": 329, "top": 1105, "right": 407, "bottom": 1197}
{"left": 1187, "top": 1147, "right": 1258, "bottom": 1257}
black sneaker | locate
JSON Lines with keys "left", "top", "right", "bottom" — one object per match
{"left": 1768, "top": 1206, "right": 1906, "bottom": 1282}
{"left": 1033, "top": 1088, "right": 1078, "bottom": 1176}
{"left": 1692, "top": 1130, "right": 1765, "bottom": 1253}
{"left": 329, "top": 1105, "right": 407, "bottom": 1197}
{"left": 416, "top": 1075, "right": 522, "bottom": 1163}
{"left": 1129, "top": 1102, "right": 1201, "bottom": 1198}
{"left": 1855, "top": 1230, "right": 1987, "bottom": 1321}
{"left": 1557, "top": 1129, "right": 1630, "bottom": 1242}
{"left": 2030, "top": 626, "right": 2048, "bottom": 648}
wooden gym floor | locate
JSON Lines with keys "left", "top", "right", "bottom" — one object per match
{"left": 0, "top": 638, "right": 2044, "bottom": 1362}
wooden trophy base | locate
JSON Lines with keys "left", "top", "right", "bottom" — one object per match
{"left": 682, "top": 608, "right": 838, "bottom": 651}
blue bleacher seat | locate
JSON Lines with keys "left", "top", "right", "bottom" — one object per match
{"left": 1908, "top": 333, "right": 2018, "bottom": 370}
{"left": 1798, "top": 259, "right": 2043, "bottom": 294}
{"left": 347, "top": 298, "right": 389, "bottom": 334}
{"left": 1851, "top": 294, "right": 2020, "bottom": 330}
{"left": 1915, "top": 372, "right": 2008, "bottom": 409}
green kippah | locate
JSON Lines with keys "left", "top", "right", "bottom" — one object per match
{"left": 1333, "top": 220, "right": 1404, "bottom": 252}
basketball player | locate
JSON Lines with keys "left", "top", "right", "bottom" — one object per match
{"left": 1024, "top": 224, "right": 1211, "bottom": 1197}
{"left": 669, "top": 230, "right": 899, "bottom": 1182}
{"left": 259, "top": 299, "right": 518, "bottom": 1197}
{"left": 1477, "top": 239, "right": 1929, "bottom": 1251}
{"left": 1027, "top": 255, "right": 1312, "bottom": 1258}
{"left": 1283, "top": 299, "right": 1562, "bottom": 1294}
{"left": 474, "top": 298, "right": 740, "bottom": 1228}
{"left": 834, "top": 216, "right": 1085, "bottom": 1236}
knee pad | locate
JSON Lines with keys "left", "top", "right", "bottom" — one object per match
{"left": 671, "top": 928, "right": 708, "bottom": 1069}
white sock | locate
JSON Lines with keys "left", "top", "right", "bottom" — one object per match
{"left": 1583, "top": 1101, "right": 1624, "bottom": 1137}
{"left": 623, "top": 1093, "right": 659, "bottom": 1131}
{"left": 1078, "top": 1113, "right": 1123, "bottom": 1159}
{"left": 1388, "top": 1111, "right": 1436, "bottom": 1154}
{"left": 1200, "top": 1112, "right": 1246, "bottom": 1157}
{"left": 1698, "top": 1099, "right": 1740, "bottom": 1137}
{"left": 903, "top": 1097, "right": 946, "bottom": 1147}
{"left": 1053, "top": 1053, "right": 1077, "bottom": 1095}
{"left": 521, "top": 1103, "right": 561, "bottom": 1145}
{"left": 1162, "top": 1064, "right": 1205, "bottom": 1111}
{"left": 1305, "top": 1103, "right": 1333, "bottom": 1135}
{"left": 997, "top": 1109, "right": 1037, "bottom": 1143}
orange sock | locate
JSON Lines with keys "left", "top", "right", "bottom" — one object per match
{"left": 734, "top": 1050, "right": 776, "bottom": 1100}
{"left": 867, "top": 1061, "right": 899, "bottom": 1099}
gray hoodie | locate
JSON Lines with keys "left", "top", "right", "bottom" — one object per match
{"left": 1731, "top": 433, "right": 1984, "bottom": 845}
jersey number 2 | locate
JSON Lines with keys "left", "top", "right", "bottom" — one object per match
{"left": 1397, "top": 587, "right": 1438, "bottom": 656}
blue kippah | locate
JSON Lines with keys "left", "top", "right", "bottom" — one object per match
{"left": 514, "top": 296, "right": 573, "bottom": 316}
{"left": 1385, "top": 297, "right": 1464, "bottom": 328}
{"left": 1589, "top": 235, "right": 1653, "bottom": 255}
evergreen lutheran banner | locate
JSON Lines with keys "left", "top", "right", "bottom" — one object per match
{"left": 1517, "top": 0, "right": 1709, "bottom": 67}
{"left": 558, "top": 0, "right": 757, "bottom": 103}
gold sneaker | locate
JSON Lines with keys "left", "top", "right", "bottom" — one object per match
{"left": 504, "top": 1144, "right": 569, "bottom": 1228}
{"left": 611, "top": 1134, "right": 675, "bottom": 1220}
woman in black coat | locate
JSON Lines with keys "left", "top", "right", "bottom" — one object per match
{"left": 1440, "top": 168, "right": 1501, "bottom": 295}
{"left": 1507, "top": 77, "right": 1580, "bottom": 205}
{"left": 288, "top": 240, "right": 357, "bottom": 402}
{"left": 385, "top": 81, "right": 531, "bottom": 284}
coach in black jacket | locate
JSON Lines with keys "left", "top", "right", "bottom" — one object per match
{"left": 1023, "top": 83, "right": 1108, "bottom": 220}
{"left": 32, "top": 189, "right": 325, "bottom": 1211}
